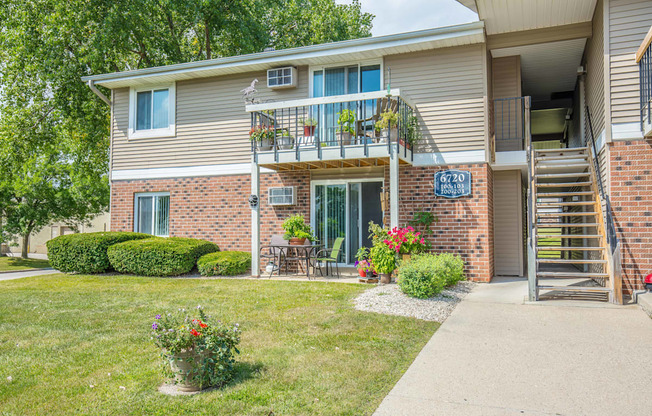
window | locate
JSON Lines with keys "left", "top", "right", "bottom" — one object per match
{"left": 129, "top": 84, "right": 175, "bottom": 139}
{"left": 267, "top": 67, "right": 297, "bottom": 88}
{"left": 134, "top": 193, "right": 170, "bottom": 236}
{"left": 311, "top": 63, "right": 381, "bottom": 98}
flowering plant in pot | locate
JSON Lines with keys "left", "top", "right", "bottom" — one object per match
{"left": 376, "top": 110, "right": 398, "bottom": 142}
{"left": 369, "top": 242, "right": 396, "bottom": 284}
{"left": 249, "top": 126, "right": 275, "bottom": 151}
{"left": 336, "top": 109, "right": 356, "bottom": 145}
{"left": 151, "top": 306, "right": 241, "bottom": 392}
{"left": 282, "top": 214, "right": 315, "bottom": 245}
{"left": 385, "top": 226, "right": 427, "bottom": 261}
{"left": 302, "top": 117, "right": 318, "bottom": 137}
{"left": 354, "top": 247, "right": 375, "bottom": 278}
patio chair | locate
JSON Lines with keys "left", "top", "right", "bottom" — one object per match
{"left": 314, "top": 237, "right": 344, "bottom": 278}
{"left": 355, "top": 97, "right": 399, "bottom": 139}
{"left": 260, "top": 234, "right": 288, "bottom": 278}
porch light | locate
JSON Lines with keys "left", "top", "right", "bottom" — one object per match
{"left": 645, "top": 273, "right": 652, "bottom": 291}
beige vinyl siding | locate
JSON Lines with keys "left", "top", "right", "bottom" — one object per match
{"left": 111, "top": 67, "right": 309, "bottom": 171}
{"left": 493, "top": 170, "right": 524, "bottom": 276}
{"left": 609, "top": 0, "right": 652, "bottom": 126}
{"left": 584, "top": 0, "right": 605, "bottom": 139}
{"left": 491, "top": 56, "right": 523, "bottom": 151}
{"left": 383, "top": 45, "right": 486, "bottom": 153}
{"left": 492, "top": 56, "right": 521, "bottom": 99}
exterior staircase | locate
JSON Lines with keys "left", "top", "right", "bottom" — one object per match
{"left": 527, "top": 146, "right": 623, "bottom": 303}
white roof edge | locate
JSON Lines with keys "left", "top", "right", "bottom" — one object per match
{"left": 455, "top": 0, "right": 478, "bottom": 13}
{"left": 82, "top": 21, "right": 484, "bottom": 86}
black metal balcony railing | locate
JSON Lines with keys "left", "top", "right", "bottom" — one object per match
{"left": 639, "top": 34, "right": 652, "bottom": 127}
{"left": 247, "top": 90, "right": 416, "bottom": 163}
{"left": 492, "top": 97, "right": 527, "bottom": 152}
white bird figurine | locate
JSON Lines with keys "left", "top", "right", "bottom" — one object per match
{"left": 241, "top": 78, "right": 258, "bottom": 102}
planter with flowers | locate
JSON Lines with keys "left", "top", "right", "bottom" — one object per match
{"left": 367, "top": 221, "right": 429, "bottom": 284}
{"left": 282, "top": 214, "right": 315, "bottom": 246}
{"left": 354, "top": 247, "right": 377, "bottom": 282}
{"left": 249, "top": 126, "right": 275, "bottom": 151}
{"left": 151, "top": 306, "right": 241, "bottom": 392}
{"left": 376, "top": 110, "right": 398, "bottom": 143}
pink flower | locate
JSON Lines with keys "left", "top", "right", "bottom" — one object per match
{"left": 420, "top": 238, "right": 425, "bottom": 244}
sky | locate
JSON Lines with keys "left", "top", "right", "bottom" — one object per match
{"left": 336, "top": 0, "right": 479, "bottom": 36}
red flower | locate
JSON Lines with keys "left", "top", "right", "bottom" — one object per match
{"left": 190, "top": 329, "right": 200, "bottom": 337}
{"left": 199, "top": 322, "right": 207, "bottom": 328}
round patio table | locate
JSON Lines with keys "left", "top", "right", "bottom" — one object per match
{"left": 270, "top": 242, "right": 322, "bottom": 279}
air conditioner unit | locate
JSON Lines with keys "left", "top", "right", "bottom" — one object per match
{"left": 267, "top": 67, "right": 297, "bottom": 89}
{"left": 268, "top": 186, "right": 296, "bottom": 205}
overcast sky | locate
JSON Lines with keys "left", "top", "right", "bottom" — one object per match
{"left": 336, "top": 0, "right": 478, "bottom": 36}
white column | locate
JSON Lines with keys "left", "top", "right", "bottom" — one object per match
{"left": 389, "top": 148, "right": 399, "bottom": 229}
{"left": 251, "top": 160, "right": 260, "bottom": 277}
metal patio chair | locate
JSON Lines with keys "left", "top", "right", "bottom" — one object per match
{"left": 314, "top": 237, "right": 344, "bottom": 278}
{"left": 260, "top": 234, "right": 288, "bottom": 277}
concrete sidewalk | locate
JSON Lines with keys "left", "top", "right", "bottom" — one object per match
{"left": 375, "top": 278, "right": 652, "bottom": 416}
{"left": 0, "top": 269, "right": 58, "bottom": 281}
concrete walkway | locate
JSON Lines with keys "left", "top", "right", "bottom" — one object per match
{"left": 0, "top": 269, "right": 58, "bottom": 281}
{"left": 375, "top": 277, "right": 652, "bottom": 416}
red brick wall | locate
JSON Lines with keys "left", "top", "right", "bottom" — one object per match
{"left": 386, "top": 163, "right": 494, "bottom": 282}
{"left": 110, "top": 171, "right": 310, "bottom": 252}
{"left": 609, "top": 139, "right": 652, "bottom": 293}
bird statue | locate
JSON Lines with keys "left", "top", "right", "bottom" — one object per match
{"left": 241, "top": 78, "right": 258, "bottom": 103}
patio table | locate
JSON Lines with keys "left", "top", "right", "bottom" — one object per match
{"left": 268, "top": 242, "right": 322, "bottom": 279}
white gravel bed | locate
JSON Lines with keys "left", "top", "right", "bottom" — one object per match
{"left": 354, "top": 281, "right": 475, "bottom": 322}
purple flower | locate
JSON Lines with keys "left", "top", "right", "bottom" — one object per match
{"left": 152, "top": 323, "right": 158, "bottom": 330}
{"left": 155, "top": 314, "right": 162, "bottom": 320}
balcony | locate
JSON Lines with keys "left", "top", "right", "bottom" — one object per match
{"left": 637, "top": 26, "right": 652, "bottom": 137}
{"left": 490, "top": 96, "right": 531, "bottom": 167}
{"left": 245, "top": 89, "right": 416, "bottom": 170}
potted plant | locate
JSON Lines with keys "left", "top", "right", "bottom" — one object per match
{"left": 386, "top": 226, "right": 427, "bottom": 263}
{"left": 336, "top": 109, "right": 356, "bottom": 145}
{"left": 369, "top": 242, "right": 396, "bottom": 284}
{"left": 376, "top": 110, "right": 398, "bottom": 142}
{"left": 150, "top": 306, "right": 241, "bottom": 392}
{"left": 276, "top": 128, "right": 294, "bottom": 150}
{"left": 405, "top": 114, "right": 421, "bottom": 148}
{"left": 282, "top": 214, "right": 315, "bottom": 245}
{"left": 249, "top": 126, "right": 275, "bottom": 151}
{"left": 302, "top": 117, "right": 318, "bottom": 137}
{"left": 354, "top": 247, "right": 375, "bottom": 278}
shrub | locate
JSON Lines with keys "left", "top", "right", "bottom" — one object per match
{"left": 46, "top": 232, "right": 150, "bottom": 274}
{"left": 197, "top": 251, "right": 251, "bottom": 276}
{"left": 107, "top": 237, "right": 219, "bottom": 276}
{"left": 397, "top": 253, "right": 465, "bottom": 299}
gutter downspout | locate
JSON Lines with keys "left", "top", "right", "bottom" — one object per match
{"left": 88, "top": 80, "right": 111, "bottom": 105}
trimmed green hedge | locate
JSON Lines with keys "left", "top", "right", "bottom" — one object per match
{"left": 107, "top": 237, "right": 219, "bottom": 276}
{"left": 197, "top": 251, "right": 251, "bottom": 276}
{"left": 397, "top": 253, "right": 465, "bottom": 299}
{"left": 46, "top": 232, "right": 150, "bottom": 274}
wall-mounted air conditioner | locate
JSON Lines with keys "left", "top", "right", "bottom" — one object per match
{"left": 267, "top": 67, "right": 297, "bottom": 89}
{"left": 268, "top": 186, "right": 296, "bottom": 205}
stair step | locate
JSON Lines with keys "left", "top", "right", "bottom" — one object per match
{"left": 537, "top": 259, "right": 607, "bottom": 264}
{"left": 537, "top": 285, "right": 611, "bottom": 293}
{"left": 536, "top": 223, "right": 599, "bottom": 227}
{"left": 537, "top": 271, "right": 609, "bottom": 278}
{"left": 535, "top": 172, "right": 590, "bottom": 179}
{"left": 537, "top": 246, "right": 605, "bottom": 251}
{"left": 537, "top": 201, "right": 595, "bottom": 207}
{"left": 536, "top": 163, "right": 590, "bottom": 170}
{"left": 537, "top": 212, "right": 598, "bottom": 217}
{"left": 536, "top": 154, "right": 589, "bottom": 162}
{"left": 536, "top": 234, "right": 602, "bottom": 238}
{"left": 536, "top": 181, "right": 592, "bottom": 187}
{"left": 535, "top": 147, "right": 587, "bottom": 153}
{"left": 537, "top": 191, "right": 594, "bottom": 197}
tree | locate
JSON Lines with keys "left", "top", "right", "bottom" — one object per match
{"left": 0, "top": 0, "right": 373, "bottom": 257}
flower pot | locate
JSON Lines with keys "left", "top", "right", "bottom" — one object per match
{"left": 304, "top": 125, "right": 316, "bottom": 137}
{"left": 169, "top": 349, "right": 212, "bottom": 392}
{"left": 381, "top": 127, "right": 398, "bottom": 142}
{"left": 379, "top": 273, "right": 392, "bottom": 284}
{"left": 358, "top": 269, "right": 367, "bottom": 278}
{"left": 258, "top": 137, "right": 273, "bottom": 151}
{"left": 289, "top": 237, "right": 307, "bottom": 246}
{"left": 402, "top": 254, "right": 411, "bottom": 262}
{"left": 338, "top": 131, "right": 353, "bottom": 146}
{"left": 277, "top": 135, "right": 293, "bottom": 150}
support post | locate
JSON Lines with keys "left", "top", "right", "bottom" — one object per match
{"left": 251, "top": 160, "right": 261, "bottom": 278}
{"left": 389, "top": 147, "right": 399, "bottom": 229}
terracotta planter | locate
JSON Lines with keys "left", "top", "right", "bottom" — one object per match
{"left": 289, "top": 237, "right": 307, "bottom": 246}
{"left": 379, "top": 273, "right": 392, "bottom": 284}
{"left": 169, "top": 349, "right": 212, "bottom": 392}
{"left": 358, "top": 269, "right": 367, "bottom": 278}
{"left": 304, "top": 125, "right": 316, "bottom": 136}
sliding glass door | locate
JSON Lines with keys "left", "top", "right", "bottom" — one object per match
{"left": 312, "top": 180, "right": 383, "bottom": 264}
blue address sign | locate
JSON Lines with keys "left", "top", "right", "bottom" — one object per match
{"left": 434, "top": 169, "right": 472, "bottom": 198}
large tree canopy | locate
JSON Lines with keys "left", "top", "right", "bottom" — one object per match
{"left": 0, "top": 0, "right": 373, "bottom": 256}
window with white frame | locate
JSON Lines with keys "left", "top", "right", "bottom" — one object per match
{"left": 129, "top": 84, "right": 175, "bottom": 139}
{"left": 134, "top": 192, "right": 170, "bottom": 236}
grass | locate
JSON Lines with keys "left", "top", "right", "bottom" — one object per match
{"left": 0, "top": 256, "right": 50, "bottom": 272}
{"left": 0, "top": 274, "right": 438, "bottom": 416}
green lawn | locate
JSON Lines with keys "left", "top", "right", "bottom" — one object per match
{"left": 0, "top": 274, "right": 438, "bottom": 416}
{"left": 0, "top": 256, "right": 50, "bottom": 272}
